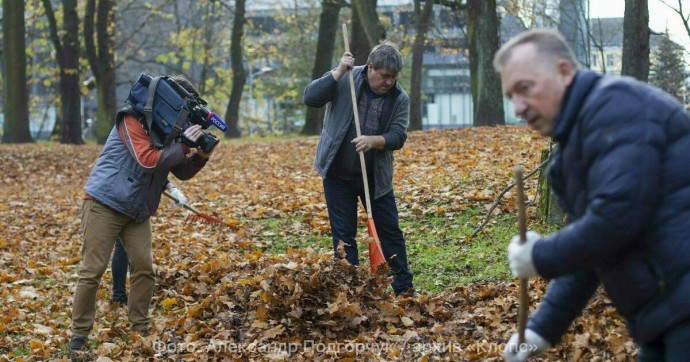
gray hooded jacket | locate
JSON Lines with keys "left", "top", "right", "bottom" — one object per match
{"left": 304, "top": 66, "right": 409, "bottom": 199}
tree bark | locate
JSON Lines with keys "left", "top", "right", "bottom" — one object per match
{"left": 409, "top": 0, "right": 434, "bottom": 131}
{"left": 350, "top": 0, "right": 382, "bottom": 64}
{"left": 84, "top": 0, "right": 116, "bottom": 144}
{"left": 468, "top": 0, "right": 504, "bottom": 126}
{"left": 353, "top": 0, "right": 385, "bottom": 48}
{"left": 43, "top": 0, "right": 83, "bottom": 144}
{"left": 302, "top": 0, "right": 344, "bottom": 136}
{"left": 622, "top": 0, "right": 649, "bottom": 81}
{"left": 2, "top": 0, "right": 32, "bottom": 143}
{"left": 223, "top": 0, "right": 246, "bottom": 138}
{"left": 536, "top": 148, "right": 565, "bottom": 225}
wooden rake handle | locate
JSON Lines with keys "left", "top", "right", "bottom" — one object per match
{"left": 163, "top": 190, "right": 202, "bottom": 215}
{"left": 341, "top": 23, "right": 385, "bottom": 264}
{"left": 341, "top": 23, "right": 375, "bottom": 218}
{"left": 514, "top": 166, "right": 529, "bottom": 345}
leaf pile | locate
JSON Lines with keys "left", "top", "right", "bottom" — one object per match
{"left": 0, "top": 127, "right": 637, "bottom": 361}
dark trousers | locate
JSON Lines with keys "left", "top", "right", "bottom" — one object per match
{"left": 323, "top": 176, "right": 413, "bottom": 294}
{"left": 111, "top": 239, "right": 129, "bottom": 304}
{"left": 637, "top": 319, "right": 690, "bottom": 361}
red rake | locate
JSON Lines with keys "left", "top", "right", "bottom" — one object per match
{"left": 342, "top": 24, "right": 387, "bottom": 273}
{"left": 163, "top": 190, "right": 236, "bottom": 229}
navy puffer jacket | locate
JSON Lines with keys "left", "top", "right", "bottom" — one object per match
{"left": 528, "top": 70, "right": 690, "bottom": 345}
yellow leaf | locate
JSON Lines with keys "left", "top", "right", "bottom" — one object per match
{"left": 161, "top": 297, "right": 177, "bottom": 309}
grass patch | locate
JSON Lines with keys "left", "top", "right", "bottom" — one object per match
{"left": 402, "top": 210, "right": 521, "bottom": 293}
{"left": 251, "top": 206, "right": 550, "bottom": 294}
{"left": 255, "top": 216, "right": 332, "bottom": 254}
{"left": 12, "top": 346, "right": 29, "bottom": 356}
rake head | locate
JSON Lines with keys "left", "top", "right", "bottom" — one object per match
{"left": 163, "top": 190, "right": 237, "bottom": 230}
{"left": 185, "top": 212, "right": 237, "bottom": 229}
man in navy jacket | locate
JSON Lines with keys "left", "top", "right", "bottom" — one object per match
{"left": 495, "top": 29, "right": 690, "bottom": 361}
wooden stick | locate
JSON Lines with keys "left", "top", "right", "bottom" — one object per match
{"left": 514, "top": 166, "right": 529, "bottom": 345}
{"left": 341, "top": 23, "right": 385, "bottom": 258}
{"left": 163, "top": 190, "right": 202, "bottom": 215}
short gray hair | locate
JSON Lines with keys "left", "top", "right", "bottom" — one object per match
{"left": 493, "top": 28, "right": 579, "bottom": 72}
{"left": 367, "top": 40, "right": 403, "bottom": 73}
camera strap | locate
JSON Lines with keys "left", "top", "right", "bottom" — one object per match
{"left": 143, "top": 76, "right": 162, "bottom": 139}
{"left": 163, "top": 107, "right": 191, "bottom": 147}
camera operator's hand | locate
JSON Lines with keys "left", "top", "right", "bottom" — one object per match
{"left": 196, "top": 145, "right": 215, "bottom": 160}
{"left": 183, "top": 124, "right": 204, "bottom": 144}
{"left": 165, "top": 182, "right": 186, "bottom": 207}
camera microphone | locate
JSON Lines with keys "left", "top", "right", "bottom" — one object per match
{"left": 194, "top": 107, "right": 228, "bottom": 132}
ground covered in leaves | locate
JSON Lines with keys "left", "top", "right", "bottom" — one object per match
{"left": 1, "top": 127, "right": 637, "bottom": 360}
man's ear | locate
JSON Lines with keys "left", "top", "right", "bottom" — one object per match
{"left": 558, "top": 59, "right": 576, "bottom": 86}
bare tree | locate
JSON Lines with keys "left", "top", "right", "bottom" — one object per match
{"left": 468, "top": 0, "right": 504, "bottom": 126}
{"left": 2, "top": 0, "right": 32, "bottom": 143}
{"left": 43, "top": 0, "right": 83, "bottom": 144}
{"left": 223, "top": 0, "right": 246, "bottom": 138}
{"left": 84, "top": 0, "right": 116, "bottom": 144}
{"left": 622, "top": 0, "right": 650, "bottom": 81}
{"left": 559, "top": 0, "right": 590, "bottom": 67}
{"left": 659, "top": 0, "right": 690, "bottom": 40}
{"left": 409, "top": 0, "right": 435, "bottom": 131}
{"left": 302, "top": 0, "right": 346, "bottom": 136}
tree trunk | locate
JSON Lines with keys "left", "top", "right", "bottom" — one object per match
{"left": 2, "top": 0, "right": 32, "bottom": 143}
{"left": 350, "top": 0, "right": 380, "bottom": 64}
{"left": 536, "top": 148, "right": 566, "bottom": 226}
{"left": 302, "top": 0, "right": 344, "bottom": 136}
{"left": 353, "top": 0, "right": 385, "bottom": 48}
{"left": 409, "top": 0, "right": 434, "bottom": 131}
{"left": 223, "top": 0, "right": 246, "bottom": 139}
{"left": 468, "top": 0, "right": 504, "bottom": 126}
{"left": 43, "top": 0, "right": 83, "bottom": 144}
{"left": 84, "top": 0, "right": 116, "bottom": 144}
{"left": 622, "top": 0, "right": 649, "bottom": 81}
{"left": 559, "top": 0, "right": 589, "bottom": 67}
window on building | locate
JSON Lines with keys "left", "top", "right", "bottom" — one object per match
{"left": 607, "top": 54, "right": 614, "bottom": 67}
{"left": 591, "top": 55, "right": 598, "bottom": 67}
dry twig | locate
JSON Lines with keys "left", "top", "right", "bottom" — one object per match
{"left": 470, "top": 158, "right": 550, "bottom": 237}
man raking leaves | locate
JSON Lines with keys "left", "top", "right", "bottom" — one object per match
{"left": 303, "top": 26, "right": 414, "bottom": 297}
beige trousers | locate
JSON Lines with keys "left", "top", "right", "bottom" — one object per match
{"left": 71, "top": 199, "right": 155, "bottom": 337}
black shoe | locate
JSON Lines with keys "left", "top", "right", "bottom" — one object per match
{"left": 69, "top": 336, "right": 87, "bottom": 351}
{"left": 111, "top": 295, "right": 128, "bottom": 307}
{"left": 110, "top": 299, "right": 127, "bottom": 308}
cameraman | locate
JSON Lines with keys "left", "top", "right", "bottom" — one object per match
{"left": 69, "top": 76, "right": 215, "bottom": 351}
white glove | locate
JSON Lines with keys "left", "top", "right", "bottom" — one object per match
{"left": 504, "top": 328, "right": 551, "bottom": 362}
{"left": 508, "top": 230, "right": 541, "bottom": 278}
{"left": 166, "top": 183, "right": 186, "bottom": 207}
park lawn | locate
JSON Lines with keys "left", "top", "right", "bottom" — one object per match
{"left": 0, "top": 128, "right": 635, "bottom": 360}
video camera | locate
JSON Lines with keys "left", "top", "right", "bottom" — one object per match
{"left": 125, "top": 73, "right": 228, "bottom": 153}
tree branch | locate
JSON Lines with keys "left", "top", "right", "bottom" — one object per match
{"left": 470, "top": 157, "right": 550, "bottom": 237}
